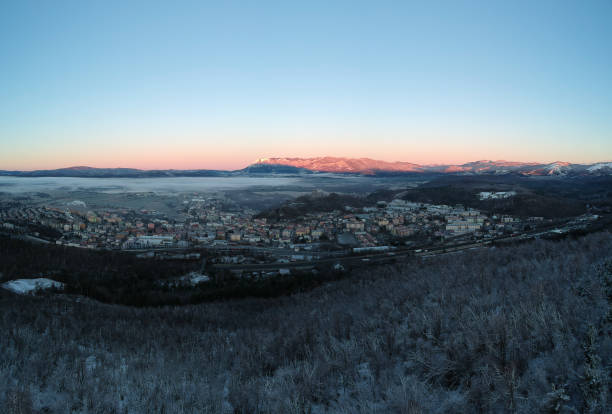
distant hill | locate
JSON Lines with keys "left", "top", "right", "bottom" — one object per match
{"left": 1, "top": 158, "right": 611, "bottom": 177}
{"left": 0, "top": 167, "right": 228, "bottom": 178}
{"left": 240, "top": 163, "right": 311, "bottom": 174}
{"left": 255, "top": 192, "right": 372, "bottom": 221}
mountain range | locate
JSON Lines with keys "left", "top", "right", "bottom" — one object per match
{"left": 251, "top": 157, "right": 612, "bottom": 176}
{"left": 1, "top": 158, "right": 612, "bottom": 178}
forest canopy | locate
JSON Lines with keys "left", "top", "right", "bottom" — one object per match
{"left": 1, "top": 232, "right": 611, "bottom": 413}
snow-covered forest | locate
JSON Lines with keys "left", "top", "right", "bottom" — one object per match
{"left": 1, "top": 233, "right": 611, "bottom": 413}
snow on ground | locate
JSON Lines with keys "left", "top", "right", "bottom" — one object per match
{"left": 479, "top": 191, "right": 516, "bottom": 200}
{"left": 587, "top": 162, "right": 612, "bottom": 172}
{"left": 1, "top": 278, "right": 64, "bottom": 294}
{"left": 189, "top": 273, "right": 210, "bottom": 285}
{"left": 158, "top": 272, "right": 210, "bottom": 288}
{"left": 546, "top": 163, "right": 569, "bottom": 175}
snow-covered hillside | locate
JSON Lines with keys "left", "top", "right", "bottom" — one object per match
{"left": 251, "top": 157, "right": 612, "bottom": 176}
{"left": 587, "top": 162, "right": 612, "bottom": 172}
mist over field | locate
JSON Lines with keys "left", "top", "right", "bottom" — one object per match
{"left": 0, "top": 176, "right": 311, "bottom": 194}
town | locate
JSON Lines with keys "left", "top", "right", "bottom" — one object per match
{"left": 0, "top": 190, "right": 599, "bottom": 273}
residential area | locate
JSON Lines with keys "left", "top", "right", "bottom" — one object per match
{"left": 0, "top": 191, "right": 599, "bottom": 270}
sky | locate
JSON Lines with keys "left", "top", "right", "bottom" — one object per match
{"left": 1, "top": 0, "right": 611, "bottom": 170}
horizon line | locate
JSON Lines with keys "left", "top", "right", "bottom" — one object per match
{"left": 3, "top": 157, "right": 612, "bottom": 172}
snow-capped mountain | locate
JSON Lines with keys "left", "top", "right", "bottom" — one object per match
{"left": 252, "top": 157, "right": 423, "bottom": 174}
{"left": 587, "top": 162, "right": 612, "bottom": 173}
{"left": 2, "top": 158, "right": 611, "bottom": 177}
{"left": 251, "top": 157, "right": 612, "bottom": 176}
{"left": 519, "top": 162, "right": 574, "bottom": 176}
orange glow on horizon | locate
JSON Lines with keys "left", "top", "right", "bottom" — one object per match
{"left": 4, "top": 150, "right": 609, "bottom": 172}
{"left": 1, "top": 131, "right": 608, "bottom": 171}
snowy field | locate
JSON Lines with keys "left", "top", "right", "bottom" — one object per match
{"left": 1, "top": 278, "right": 64, "bottom": 294}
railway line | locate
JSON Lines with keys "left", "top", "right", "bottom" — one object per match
{"left": 210, "top": 218, "right": 606, "bottom": 273}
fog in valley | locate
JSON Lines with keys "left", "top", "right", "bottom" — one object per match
{"left": 0, "top": 176, "right": 306, "bottom": 194}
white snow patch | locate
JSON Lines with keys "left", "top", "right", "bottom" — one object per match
{"left": 587, "top": 162, "right": 612, "bottom": 172}
{"left": 189, "top": 273, "right": 210, "bottom": 285}
{"left": 479, "top": 191, "right": 516, "bottom": 200}
{"left": 546, "top": 163, "right": 569, "bottom": 175}
{"left": 85, "top": 355, "right": 97, "bottom": 373}
{"left": 1, "top": 278, "right": 64, "bottom": 294}
{"left": 159, "top": 272, "right": 210, "bottom": 287}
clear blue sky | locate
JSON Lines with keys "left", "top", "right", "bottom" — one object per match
{"left": 1, "top": 0, "right": 611, "bottom": 169}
